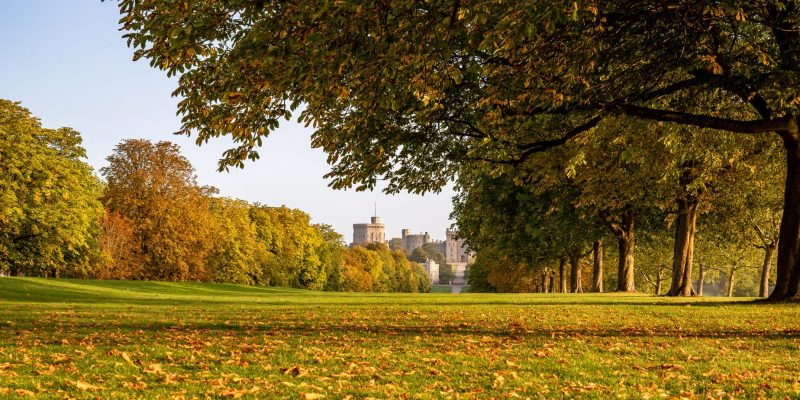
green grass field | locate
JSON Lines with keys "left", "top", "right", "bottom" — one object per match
{"left": 0, "top": 278, "right": 798, "bottom": 399}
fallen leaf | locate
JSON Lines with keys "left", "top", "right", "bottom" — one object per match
{"left": 74, "top": 380, "right": 100, "bottom": 391}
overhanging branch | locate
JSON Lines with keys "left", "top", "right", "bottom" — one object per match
{"left": 610, "top": 104, "right": 795, "bottom": 134}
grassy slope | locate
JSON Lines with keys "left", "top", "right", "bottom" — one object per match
{"left": 0, "top": 278, "right": 798, "bottom": 399}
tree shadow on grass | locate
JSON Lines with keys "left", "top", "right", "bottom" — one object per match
{"left": 0, "top": 277, "right": 787, "bottom": 308}
{"left": 7, "top": 318, "right": 800, "bottom": 341}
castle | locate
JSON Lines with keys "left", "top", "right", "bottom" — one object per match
{"left": 351, "top": 214, "right": 473, "bottom": 284}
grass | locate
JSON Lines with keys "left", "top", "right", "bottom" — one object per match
{"left": 430, "top": 284, "right": 453, "bottom": 293}
{"left": 0, "top": 278, "right": 798, "bottom": 399}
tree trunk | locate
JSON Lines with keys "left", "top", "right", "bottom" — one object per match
{"left": 541, "top": 273, "right": 548, "bottom": 293}
{"left": 609, "top": 210, "right": 635, "bottom": 292}
{"left": 727, "top": 269, "right": 736, "bottom": 297}
{"left": 771, "top": 131, "right": 800, "bottom": 300}
{"left": 592, "top": 240, "right": 604, "bottom": 293}
{"left": 559, "top": 258, "right": 567, "bottom": 293}
{"left": 655, "top": 266, "right": 663, "bottom": 295}
{"left": 697, "top": 262, "right": 705, "bottom": 296}
{"left": 668, "top": 195, "right": 699, "bottom": 296}
{"left": 570, "top": 252, "right": 583, "bottom": 293}
{"left": 549, "top": 274, "right": 555, "bottom": 294}
{"left": 759, "top": 244, "right": 776, "bottom": 297}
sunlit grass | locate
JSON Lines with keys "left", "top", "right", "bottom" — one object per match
{"left": 0, "top": 277, "right": 797, "bottom": 399}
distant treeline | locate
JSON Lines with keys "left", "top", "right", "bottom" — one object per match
{"left": 0, "top": 100, "right": 431, "bottom": 293}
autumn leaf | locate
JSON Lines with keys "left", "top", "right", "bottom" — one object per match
{"left": 74, "top": 380, "right": 101, "bottom": 391}
{"left": 282, "top": 365, "right": 307, "bottom": 377}
{"left": 120, "top": 351, "right": 135, "bottom": 366}
{"left": 14, "top": 389, "right": 36, "bottom": 397}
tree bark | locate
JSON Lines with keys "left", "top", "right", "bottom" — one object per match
{"left": 559, "top": 258, "right": 567, "bottom": 293}
{"left": 541, "top": 273, "right": 548, "bottom": 293}
{"left": 609, "top": 211, "right": 635, "bottom": 292}
{"left": 592, "top": 240, "right": 603, "bottom": 293}
{"left": 549, "top": 274, "right": 555, "bottom": 294}
{"left": 727, "top": 269, "right": 736, "bottom": 297}
{"left": 771, "top": 130, "right": 800, "bottom": 300}
{"left": 668, "top": 192, "right": 699, "bottom": 296}
{"left": 655, "top": 267, "right": 662, "bottom": 295}
{"left": 697, "top": 262, "right": 705, "bottom": 296}
{"left": 760, "top": 244, "right": 776, "bottom": 297}
{"left": 570, "top": 252, "right": 583, "bottom": 293}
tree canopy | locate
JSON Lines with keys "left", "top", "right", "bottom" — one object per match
{"left": 0, "top": 100, "right": 103, "bottom": 278}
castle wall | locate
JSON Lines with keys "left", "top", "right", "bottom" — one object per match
{"left": 401, "top": 229, "right": 430, "bottom": 254}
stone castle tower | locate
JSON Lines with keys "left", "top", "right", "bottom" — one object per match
{"left": 352, "top": 215, "right": 385, "bottom": 246}
{"left": 401, "top": 229, "right": 431, "bottom": 254}
{"left": 445, "top": 228, "right": 470, "bottom": 264}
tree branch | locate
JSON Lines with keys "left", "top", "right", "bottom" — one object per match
{"left": 13, "top": 233, "right": 43, "bottom": 243}
{"left": 609, "top": 104, "right": 795, "bottom": 134}
{"left": 516, "top": 115, "right": 603, "bottom": 156}
{"left": 635, "top": 77, "right": 706, "bottom": 103}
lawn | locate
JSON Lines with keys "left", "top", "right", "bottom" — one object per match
{"left": 0, "top": 278, "right": 798, "bottom": 399}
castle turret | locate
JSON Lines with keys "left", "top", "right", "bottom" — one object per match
{"left": 352, "top": 214, "right": 386, "bottom": 246}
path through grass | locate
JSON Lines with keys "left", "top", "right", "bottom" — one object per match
{"left": 0, "top": 278, "right": 798, "bottom": 399}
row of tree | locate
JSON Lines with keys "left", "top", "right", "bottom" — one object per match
{"left": 456, "top": 117, "right": 783, "bottom": 296}
{"left": 0, "top": 100, "right": 430, "bottom": 293}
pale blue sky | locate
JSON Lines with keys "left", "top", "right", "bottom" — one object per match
{"left": 0, "top": 0, "right": 456, "bottom": 241}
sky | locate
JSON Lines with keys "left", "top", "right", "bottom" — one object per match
{"left": 0, "top": 0, "right": 457, "bottom": 241}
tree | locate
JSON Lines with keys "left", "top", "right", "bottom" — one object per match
{"left": 408, "top": 242, "right": 453, "bottom": 282}
{"left": 118, "top": 1, "right": 800, "bottom": 299}
{"left": 636, "top": 228, "right": 675, "bottom": 295}
{"left": 453, "top": 169, "right": 602, "bottom": 293}
{"left": 0, "top": 100, "right": 104, "bottom": 278}
{"left": 249, "top": 205, "right": 326, "bottom": 289}
{"left": 207, "top": 197, "right": 263, "bottom": 285}
{"left": 316, "top": 224, "right": 346, "bottom": 291}
{"left": 591, "top": 240, "right": 604, "bottom": 293}
{"left": 96, "top": 210, "right": 140, "bottom": 279}
{"left": 464, "top": 247, "right": 538, "bottom": 293}
{"left": 101, "top": 139, "right": 215, "bottom": 281}
{"left": 340, "top": 244, "right": 430, "bottom": 293}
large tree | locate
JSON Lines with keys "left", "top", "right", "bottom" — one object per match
{"left": 0, "top": 100, "right": 103, "bottom": 277}
{"left": 101, "top": 139, "right": 215, "bottom": 281}
{"left": 118, "top": 1, "right": 800, "bottom": 299}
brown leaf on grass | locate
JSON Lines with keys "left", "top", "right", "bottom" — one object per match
{"left": 282, "top": 365, "right": 307, "bottom": 377}
{"left": 14, "top": 389, "right": 36, "bottom": 397}
{"left": 74, "top": 380, "right": 101, "bottom": 391}
{"left": 122, "top": 381, "right": 148, "bottom": 390}
{"left": 303, "top": 393, "right": 325, "bottom": 400}
{"left": 219, "top": 387, "right": 260, "bottom": 398}
{"left": 656, "top": 364, "right": 684, "bottom": 370}
{"left": 33, "top": 364, "right": 56, "bottom": 375}
{"left": 144, "top": 363, "right": 163, "bottom": 374}
{"left": 120, "top": 351, "right": 135, "bottom": 366}
{"left": 219, "top": 388, "right": 247, "bottom": 398}
{"left": 492, "top": 374, "right": 505, "bottom": 389}
{"left": 50, "top": 353, "right": 71, "bottom": 364}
